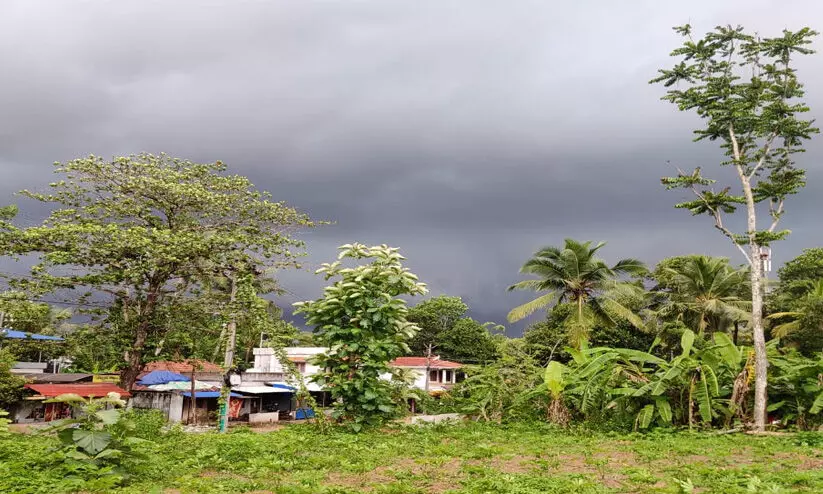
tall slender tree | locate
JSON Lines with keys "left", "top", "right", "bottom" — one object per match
{"left": 507, "top": 239, "right": 647, "bottom": 346}
{"left": 651, "top": 25, "right": 819, "bottom": 431}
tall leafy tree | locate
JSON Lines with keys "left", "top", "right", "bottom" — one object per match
{"left": 294, "top": 243, "right": 427, "bottom": 431}
{"left": 9, "top": 154, "right": 317, "bottom": 389}
{"left": 507, "top": 239, "right": 647, "bottom": 347}
{"left": 436, "top": 318, "right": 500, "bottom": 365}
{"left": 652, "top": 25, "right": 819, "bottom": 431}
{"left": 406, "top": 295, "right": 468, "bottom": 355}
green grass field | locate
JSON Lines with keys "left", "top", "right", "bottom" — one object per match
{"left": 2, "top": 422, "right": 823, "bottom": 493}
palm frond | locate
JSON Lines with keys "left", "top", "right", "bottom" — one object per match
{"left": 507, "top": 291, "right": 558, "bottom": 323}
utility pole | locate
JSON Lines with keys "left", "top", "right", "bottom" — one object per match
{"left": 218, "top": 273, "right": 238, "bottom": 433}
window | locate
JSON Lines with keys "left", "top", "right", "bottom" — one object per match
{"left": 429, "top": 370, "right": 439, "bottom": 382}
{"left": 445, "top": 370, "right": 453, "bottom": 383}
{"left": 295, "top": 363, "right": 306, "bottom": 374}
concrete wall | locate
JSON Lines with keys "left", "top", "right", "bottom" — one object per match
{"left": 130, "top": 392, "right": 184, "bottom": 423}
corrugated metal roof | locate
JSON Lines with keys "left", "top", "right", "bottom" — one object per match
{"left": 1, "top": 328, "right": 64, "bottom": 341}
{"left": 24, "top": 383, "right": 131, "bottom": 398}
{"left": 23, "top": 373, "right": 93, "bottom": 384}
{"left": 390, "top": 357, "right": 462, "bottom": 369}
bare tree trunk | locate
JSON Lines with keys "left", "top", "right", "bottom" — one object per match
{"left": 218, "top": 274, "right": 238, "bottom": 433}
{"left": 730, "top": 127, "right": 768, "bottom": 432}
{"left": 120, "top": 289, "right": 161, "bottom": 390}
{"left": 749, "top": 239, "right": 768, "bottom": 431}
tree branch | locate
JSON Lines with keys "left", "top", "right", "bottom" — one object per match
{"left": 747, "top": 133, "right": 777, "bottom": 180}
{"left": 768, "top": 199, "right": 784, "bottom": 233}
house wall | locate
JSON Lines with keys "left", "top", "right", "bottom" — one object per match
{"left": 130, "top": 392, "right": 185, "bottom": 423}
{"left": 250, "top": 347, "right": 325, "bottom": 378}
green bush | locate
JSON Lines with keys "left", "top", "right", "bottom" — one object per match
{"left": 117, "top": 409, "right": 167, "bottom": 440}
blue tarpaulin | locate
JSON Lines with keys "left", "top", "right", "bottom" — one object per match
{"left": 1, "top": 328, "right": 63, "bottom": 341}
{"left": 137, "top": 370, "right": 190, "bottom": 385}
{"left": 295, "top": 408, "right": 315, "bottom": 420}
{"left": 270, "top": 383, "right": 297, "bottom": 391}
{"left": 182, "top": 391, "right": 243, "bottom": 398}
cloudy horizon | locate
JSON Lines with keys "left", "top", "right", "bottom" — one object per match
{"left": 2, "top": 1, "right": 822, "bottom": 335}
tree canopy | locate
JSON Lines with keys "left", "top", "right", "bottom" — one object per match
{"left": 7, "top": 154, "right": 318, "bottom": 389}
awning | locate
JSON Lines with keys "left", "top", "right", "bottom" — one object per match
{"left": 1, "top": 328, "right": 63, "bottom": 341}
{"left": 232, "top": 385, "right": 293, "bottom": 394}
{"left": 266, "top": 381, "right": 323, "bottom": 392}
{"left": 147, "top": 381, "right": 214, "bottom": 391}
{"left": 182, "top": 391, "right": 244, "bottom": 398}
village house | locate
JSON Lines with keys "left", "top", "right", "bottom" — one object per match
{"left": 389, "top": 356, "right": 464, "bottom": 394}
{"left": 12, "top": 382, "right": 130, "bottom": 423}
{"left": 129, "top": 360, "right": 250, "bottom": 424}
{"left": 245, "top": 347, "right": 465, "bottom": 396}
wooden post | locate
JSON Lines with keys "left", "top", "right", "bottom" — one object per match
{"left": 189, "top": 364, "right": 196, "bottom": 425}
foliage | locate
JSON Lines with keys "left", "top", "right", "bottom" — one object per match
{"left": 7, "top": 154, "right": 318, "bottom": 389}
{"left": 436, "top": 318, "right": 500, "bottom": 364}
{"left": 650, "top": 256, "right": 750, "bottom": 337}
{"left": 508, "top": 238, "right": 647, "bottom": 347}
{"left": 295, "top": 243, "right": 427, "bottom": 431}
{"left": 452, "top": 337, "right": 543, "bottom": 422}
{"left": 0, "top": 409, "right": 9, "bottom": 435}
{"left": 0, "top": 348, "right": 25, "bottom": 408}
{"left": 769, "top": 248, "right": 823, "bottom": 354}
{"left": 407, "top": 295, "right": 468, "bottom": 355}
{"left": 38, "top": 392, "right": 149, "bottom": 487}
{"left": 524, "top": 304, "right": 656, "bottom": 365}
{"left": 4, "top": 421, "right": 823, "bottom": 493}
{"left": 776, "top": 247, "right": 823, "bottom": 295}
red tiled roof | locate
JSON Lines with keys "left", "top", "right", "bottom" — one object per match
{"left": 390, "top": 357, "right": 462, "bottom": 369}
{"left": 287, "top": 356, "right": 307, "bottom": 363}
{"left": 24, "top": 383, "right": 131, "bottom": 398}
{"left": 142, "top": 360, "right": 222, "bottom": 374}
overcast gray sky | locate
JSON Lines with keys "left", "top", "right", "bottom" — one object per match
{"left": 1, "top": 0, "right": 821, "bottom": 334}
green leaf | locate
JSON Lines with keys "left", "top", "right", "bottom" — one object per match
{"left": 544, "top": 361, "right": 566, "bottom": 399}
{"left": 95, "top": 409, "right": 120, "bottom": 425}
{"left": 637, "top": 404, "right": 655, "bottom": 429}
{"left": 712, "top": 333, "right": 741, "bottom": 368}
{"left": 655, "top": 398, "right": 673, "bottom": 424}
{"left": 810, "top": 392, "right": 823, "bottom": 415}
{"left": 73, "top": 430, "right": 112, "bottom": 456}
{"left": 680, "top": 330, "right": 695, "bottom": 357}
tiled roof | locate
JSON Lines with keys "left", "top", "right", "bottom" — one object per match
{"left": 142, "top": 360, "right": 222, "bottom": 374}
{"left": 390, "top": 357, "right": 462, "bottom": 369}
{"left": 24, "top": 383, "right": 131, "bottom": 398}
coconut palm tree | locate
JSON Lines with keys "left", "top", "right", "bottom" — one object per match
{"left": 767, "top": 279, "right": 823, "bottom": 338}
{"left": 657, "top": 256, "right": 751, "bottom": 337}
{"left": 507, "top": 239, "right": 647, "bottom": 346}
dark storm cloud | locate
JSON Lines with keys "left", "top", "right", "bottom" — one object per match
{"left": 2, "top": 0, "right": 823, "bottom": 335}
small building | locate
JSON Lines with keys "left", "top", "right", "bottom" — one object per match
{"left": 12, "top": 383, "right": 130, "bottom": 423}
{"left": 129, "top": 369, "right": 247, "bottom": 424}
{"left": 389, "top": 357, "right": 464, "bottom": 395}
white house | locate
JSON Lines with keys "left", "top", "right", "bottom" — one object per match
{"left": 388, "top": 356, "right": 463, "bottom": 394}
{"left": 246, "top": 347, "right": 463, "bottom": 395}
